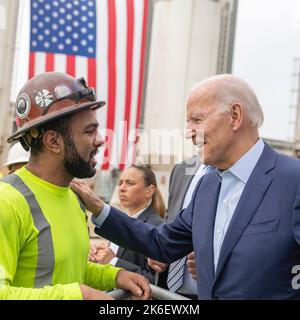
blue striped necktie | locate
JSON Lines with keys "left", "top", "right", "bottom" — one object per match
{"left": 167, "top": 256, "right": 187, "bottom": 292}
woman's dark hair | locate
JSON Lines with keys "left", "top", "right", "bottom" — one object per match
{"left": 130, "top": 165, "right": 166, "bottom": 218}
{"left": 30, "top": 114, "right": 73, "bottom": 156}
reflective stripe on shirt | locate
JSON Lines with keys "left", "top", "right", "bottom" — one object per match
{"left": 2, "top": 174, "right": 55, "bottom": 288}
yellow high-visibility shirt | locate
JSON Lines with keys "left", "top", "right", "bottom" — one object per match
{"left": 0, "top": 167, "right": 121, "bottom": 300}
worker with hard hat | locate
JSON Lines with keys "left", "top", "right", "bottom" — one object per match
{"left": 0, "top": 72, "right": 151, "bottom": 300}
{"left": 2, "top": 142, "right": 30, "bottom": 174}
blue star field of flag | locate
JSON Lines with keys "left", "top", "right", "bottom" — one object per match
{"left": 30, "top": 0, "right": 96, "bottom": 58}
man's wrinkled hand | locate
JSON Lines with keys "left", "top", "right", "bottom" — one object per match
{"left": 70, "top": 179, "right": 103, "bottom": 216}
{"left": 116, "top": 269, "right": 151, "bottom": 300}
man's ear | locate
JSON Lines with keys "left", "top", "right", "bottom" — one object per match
{"left": 42, "top": 130, "right": 63, "bottom": 154}
{"left": 230, "top": 103, "right": 243, "bottom": 131}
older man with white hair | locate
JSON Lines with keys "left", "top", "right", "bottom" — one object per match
{"left": 72, "top": 74, "right": 300, "bottom": 299}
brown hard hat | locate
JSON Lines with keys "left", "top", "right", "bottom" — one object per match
{"left": 7, "top": 72, "right": 105, "bottom": 144}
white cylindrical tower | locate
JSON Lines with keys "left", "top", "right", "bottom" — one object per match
{"left": 141, "top": 0, "right": 236, "bottom": 165}
{"left": 0, "top": 0, "right": 19, "bottom": 165}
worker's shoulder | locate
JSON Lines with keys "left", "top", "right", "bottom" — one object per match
{"left": 0, "top": 179, "right": 29, "bottom": 212}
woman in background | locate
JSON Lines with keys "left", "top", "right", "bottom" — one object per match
{"left": 89, "top": 165, "right": 165, "bottom": 284}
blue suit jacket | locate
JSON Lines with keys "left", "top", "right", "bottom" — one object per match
{"left": 95, "top": 144, "right": 300, "bottom": 299}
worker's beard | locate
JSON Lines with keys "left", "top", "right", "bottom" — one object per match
{"left": 63, "top": 135, "right": 96, "bottom": 179}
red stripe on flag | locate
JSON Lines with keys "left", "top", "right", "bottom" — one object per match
{"left": 66, "top": 55, "right": 75, "bottom": 76}
{"left": 88, "top": 58, "right": 96, "bottom": 89}
{"left": 119, "top": 0, "right": 134, "bottom": 170}
{"left": 45, "top": 53, "right": 54, "bottom": 71}
{"left": 132, "top": 0, "right": 148, "bottom": 164}
{"left": 29, "top": 52, "right": 35, "bottom": 79}
{"left": 102, "top": 0, "right": 117, "bottom": 170}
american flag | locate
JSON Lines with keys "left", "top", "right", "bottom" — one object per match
{"left": 29, "top": 0, "right": 150, "bottom": 170}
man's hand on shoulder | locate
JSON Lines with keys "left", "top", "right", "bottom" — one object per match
{"left": 70, "top": 179, "right": 103, "bottom": 216}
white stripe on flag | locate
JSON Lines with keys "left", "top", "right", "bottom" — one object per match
{"left": 54, "top": 54, "right": 67, "bottom": 73}
{"left": 75, "top": 56, "right": 88, "bottom": 80}
{"left": 110, "top": 0, "right": 127, "bottom": 169}
{"left": 35, "top": 52, "right": 46, "bottom": 75}
{"left": 95, "top": 0, "right": 109, "bottom": 170}
{"left": 127, "top": 0, "right": 144, "bottom": 165}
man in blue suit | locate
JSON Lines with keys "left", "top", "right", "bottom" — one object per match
{"left": 72, "top": 74, "right": 300, "bottom": 299}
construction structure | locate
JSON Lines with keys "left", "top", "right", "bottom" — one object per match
{"left": 0, "top": 0, "right": 19, "bottom": 166}
{"left": 135, "top": 0, "right": 239, "bottom": 201}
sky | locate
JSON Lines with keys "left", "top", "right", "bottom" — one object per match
{"left": 233, "top": 0, "right": 300, "bottom": 141}
{"left": 12, "top": 0, "right": 300, "bottom": 142}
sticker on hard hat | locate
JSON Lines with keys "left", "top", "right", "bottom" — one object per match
{"left": 16, "top": 93, "right": 31, "bottom": 119}
{"left": 34, "top": 89, "right": 54, "bottom": 108}
{"left": 54, "top": 84, "right": 71, "bottom": 99}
